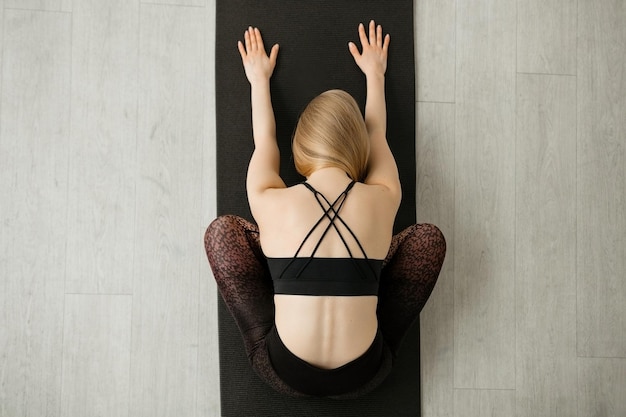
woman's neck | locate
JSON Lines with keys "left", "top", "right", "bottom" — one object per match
{"left": 306, "top": 167, "right": 351, "bottom": 185}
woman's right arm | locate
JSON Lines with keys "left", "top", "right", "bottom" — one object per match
{"left": 349, "top": 20, "right": 401, "bottom": 203}
{"left": 238, "top": 27, "right": 287, "bottom": 221}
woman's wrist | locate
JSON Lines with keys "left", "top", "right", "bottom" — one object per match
{"left": 250, "top": 76, "right": 271, "bottom": 89}
{"left": 366, "top": 73, "right": 385, "bottom": 93}
{"left": 365, "top": 72, "right": 385, "bottom": 82}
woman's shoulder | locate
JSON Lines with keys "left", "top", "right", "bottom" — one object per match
{"left": 352, "top": 181, "right": 402, "bottom": 213}
{"left": 248, "top": 183, "right": 307, "bottom": 222}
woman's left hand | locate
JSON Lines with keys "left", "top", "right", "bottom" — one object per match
{"left": 348, "top": 20, "right": 390, "bottom": 79}
{"left": 238, "top": 27, "right": 279, "bottom": 85}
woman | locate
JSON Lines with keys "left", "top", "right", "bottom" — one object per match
{"left": 205, "top": 21, "right": 446, "bottom": 398}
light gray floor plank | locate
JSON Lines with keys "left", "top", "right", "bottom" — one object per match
{"left": 65, "top": 0, "right": 139, "bottom": 295}
{"left": 130, "top": 4, "right": 206, "bottom": 416}
{"left": 454, "top": 0, "right": 516, "bottom": 390}
{"left": 0, "top": 9, "right": 71, "bottom": 417}
{"left": 4, "top": 0, "right": 71, "bottom": 12}
{"left": 197, "top": 1, "right": 220, "bottom": 416}
{"left": 517, "top": 0, "right": 577, "bottom": 75}
{"left": 515, "top": 74, "right": 577, "bottom": 417}
{"left": 140, "top": 0, "right": 205, "bottom": 7}
{"left": 454, "top": 389, "right": 515, "bottom": 417}
{"left": 61, "top": 295, "right": 132, "bottom": 417}
{"left": 417, "top": 103, "right": 455, "bottom": 417}
{"left": 577, "top": 0, "right": 626, "bottom": 358}
{"left": 578, "top": 358, "right": 626, "bottom": 416}
{"left": 415, "top": 0, "right": 456, "bottom": 102}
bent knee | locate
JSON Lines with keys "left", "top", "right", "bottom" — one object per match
{"left": 204, "top": 215, "right": 243, "bottom": 257}
{"left": 417, "top": 223, "right": 445, "bottom": 243}
{"left": 415, "top": 223, "right": 447, "bottom": 255}
{"left": 205, "top": 215, "right": 241, "bottom": 243}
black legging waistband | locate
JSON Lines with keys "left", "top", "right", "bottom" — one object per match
{"left": 266, "top": 325, "right": 384, "bottom": 396}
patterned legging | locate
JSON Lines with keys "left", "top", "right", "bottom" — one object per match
{"left": 204, "top": 215, "right": 446, "bottom": 398}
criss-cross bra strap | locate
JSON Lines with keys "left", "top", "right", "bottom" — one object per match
{"left": 280, "top": 181, "right": 354, "bottom": 278}
{"left": 277, "top": 180, "right": 377, "bottom": 280}
{"left": 300, "top": 183, "right": 355, "bottom": 260}
{"left": 304, "top": 182, "right": 371, "bottom": 261}
{"left": 289, "top": 182, "right": 352, "bottom": 259}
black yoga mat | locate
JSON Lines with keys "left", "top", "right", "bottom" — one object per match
{"left": 215, "top": 1, "right": 418, "bottom": 416}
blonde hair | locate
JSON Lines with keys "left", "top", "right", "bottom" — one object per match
{"left": 292, "top": 90, "right": 370, "bottom": 181}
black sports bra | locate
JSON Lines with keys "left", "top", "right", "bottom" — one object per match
{"left": 266, "top": 181, "right": 383, "bottom": 296}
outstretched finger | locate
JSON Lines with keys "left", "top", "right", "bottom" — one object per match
{"left": 369, "top": 20, "right": 376, "bottom": 45}
{"left": 383, "top": 33, "right": 390, "bottom": 54}
{"left": 358, "top": 22, "right": 368, "bottom": 47}
{"left": 244, "top": 29, "right": 251, "bottom": 53}
{"left": 237, "top": 40, "right": 247, "bottom": 59}
{"left": 377, "top": 25, "right": 383, "bottom": 48}
{"left": 254, "top": 28, "right": 266, "bottom": 53}
{"left": 269, "top": 43, "right": 279, "bottom": 66}
{"left": 348, "top": 41, "right": 360, "bottom": 60}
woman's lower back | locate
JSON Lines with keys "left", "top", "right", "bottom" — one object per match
{"left": 274, "top": 294, "right": 379, "bottom": 369}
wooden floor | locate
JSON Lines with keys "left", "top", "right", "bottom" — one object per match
{"left": 0, "top": 1, "right": 624, "bottom": 416}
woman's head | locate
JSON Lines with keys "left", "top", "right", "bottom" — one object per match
{"left": 292, "top": 90, "right": 370, "bottom": 181}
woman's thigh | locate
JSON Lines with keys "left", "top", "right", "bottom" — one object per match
{"left": 204, "top": 215, "right": 275, "bottom": 357}
{"left": 377, "top": 223, "right": 446, "bottom": 356}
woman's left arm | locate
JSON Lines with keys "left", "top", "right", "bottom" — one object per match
{"left": 238, "top": 27, "right": 286, "bottom": 206}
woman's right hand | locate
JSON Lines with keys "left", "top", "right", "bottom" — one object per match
{"left": 348, "top": 20, "right": 390, "bottom": 79}
{"left": 238, "top": 26, "right": 279, "bottom": 85}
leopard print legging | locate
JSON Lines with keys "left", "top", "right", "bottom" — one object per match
{"left": 204, "top": 214, "right": 446, "bottom": 398}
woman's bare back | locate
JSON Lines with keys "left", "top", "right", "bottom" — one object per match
{"left": 255, "top": 168, "right": 399, "bottom": 368}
